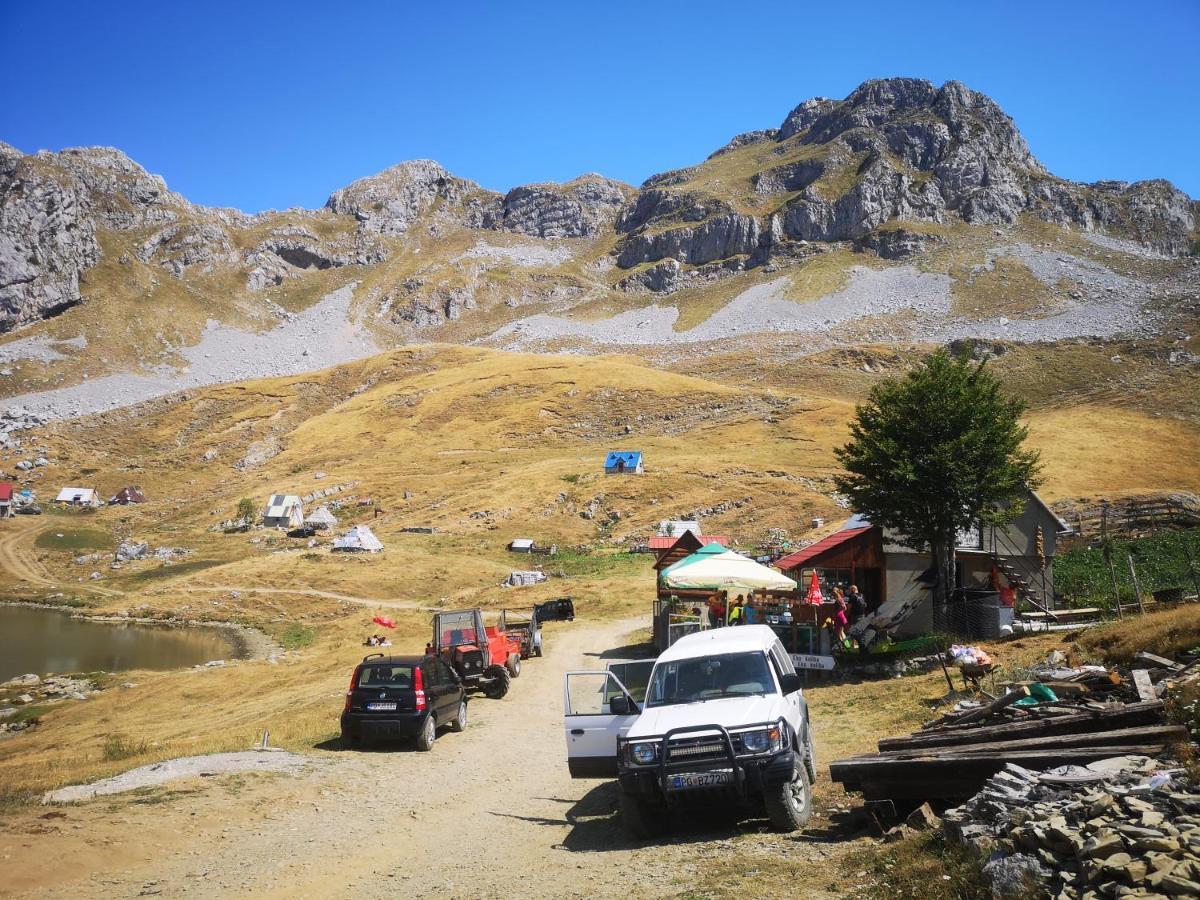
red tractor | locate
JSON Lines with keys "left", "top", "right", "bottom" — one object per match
{"left": 427, "top": 608, "right": 522, "bottom": 699}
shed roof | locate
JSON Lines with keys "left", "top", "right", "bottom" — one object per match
{"left": 604, "top": 451, "right": 642, "bottom": 468}
{"left": 0, "top": 483, "right": 12, "bottom": 502}
{"left": 265, "top": 494, "right": 302, "bottom": 517}
{"left": 648, "top": 534, "right": 729, "bottom": 550}
{"left": 56, "top": 487, "right": 97, "bottom": 503}
{"left": 775, "top": 526, "right": 875, "bottom": 571}
{"left": 333, "top": 524, "right": 384, "bottom": 552}
{"left": 509, "top": 538, "right": 535, "bottom": 550}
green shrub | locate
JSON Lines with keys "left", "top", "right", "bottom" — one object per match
{"left": 1056, "top": 530, "right": 1200, "bottom": 608}
{"left": 102, "top": 734, "right": 149, "bottom": 761}
{"left": 278, "top": 622, "right": 317, "bottom": 649}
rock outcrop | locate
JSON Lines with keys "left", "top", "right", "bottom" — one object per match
{"left": 325, "top": 160, "right": 500, "bottom": 235}
{"left": 0, "top": 144, "right": 101, "bottom": 330}
{"left": 613, "top": 77, "right": 1196, "bottom": 272}
{"left": 499, "top": 175, "right": 631, "bottom": 238}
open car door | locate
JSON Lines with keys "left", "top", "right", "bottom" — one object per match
{"left": 563, "top": 670, "right": 641, "bottom": 778}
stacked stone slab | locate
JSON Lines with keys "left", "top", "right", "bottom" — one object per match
{"left": 945, "top": 758, "right": 1200, "bottom": 898}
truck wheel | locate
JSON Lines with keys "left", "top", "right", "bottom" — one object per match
{"left": 533, "top": 642, "right": 543, "bottom": 658}
{"left": 764, "top": 754, "right": 812, "bottom": 832}
{"left": 450, "top": 700, "right": 468, "bottom": 733}
{"left": 483, "top": 664, "right": 510, "bottom": 699}
{"left": 415, "top": 715, "right": 437, "bottom": 752}
{"left": 507, "top": 654, "right": 521, "bottom": 678}
{"left": 620, "top": 791, "right": 670, "bottom": 840}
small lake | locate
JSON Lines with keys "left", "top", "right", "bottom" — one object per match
{"left": 0, "top": 606, "right": 244, "bottom": 681}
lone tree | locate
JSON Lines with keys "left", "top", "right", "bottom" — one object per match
{"left": 236, "top": 497, "right": 257, "bottom": 523}
{"left": 833, "top": 350, "right": 1042, "bottom": 611}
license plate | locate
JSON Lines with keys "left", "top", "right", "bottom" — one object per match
{"left": 366, "top": 702, "right": 397, "bottom": 711}
{"left": 668, "top": 771, "right": 733, "bottom": 790}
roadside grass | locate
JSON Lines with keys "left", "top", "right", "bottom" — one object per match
{"left": 34, "top": 528, "right": 110, "bottom": 551}
{"left": 843, "top": 830, "right": 989, "bottom": 900}
{"left": 1074, "top": 604, "right": 1200, "bottom": 665}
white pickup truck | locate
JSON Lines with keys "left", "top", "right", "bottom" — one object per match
{"left": 563, "top": 625, "right": 816, "bottom": 838}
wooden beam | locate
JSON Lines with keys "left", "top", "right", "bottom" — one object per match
{"left": 864, "top": 725, "right": 1186, "bottom": 760}
{"left": 877, "top": 701, "right": 1165, "bottom": 750}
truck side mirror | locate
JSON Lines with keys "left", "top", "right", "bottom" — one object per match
{"left": 779, "top": 673, "right": 801, "bottom": 695}
{"left": 609, "top": 694, "right": 637, "bottom": 715}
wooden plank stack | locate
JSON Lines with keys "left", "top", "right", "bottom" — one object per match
{"left": 830, "top": 651, "right": 1200, "bottom": 804}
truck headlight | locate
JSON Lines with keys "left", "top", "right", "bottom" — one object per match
{"left": 630, "top": 742, "right": 658, "bottom": 765}
{"left": 741, "top": 724, "right": 783, "bottom": 754}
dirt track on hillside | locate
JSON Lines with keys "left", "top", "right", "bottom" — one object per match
{"left": 0, "top": 615, "right": 849, "bottom": 899}
{"left": 0, "top": 519, "right": 124, "bottom": 598}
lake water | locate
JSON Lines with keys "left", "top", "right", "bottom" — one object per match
{"left": 0, "top": 606, "right": 243, "bottom": 681}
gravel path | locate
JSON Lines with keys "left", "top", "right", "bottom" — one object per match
{"left": 0, "top": 284, "right": 378, "bottom": 421}
{"left": 42, "top": 751, "right": 313, "bottom": 803}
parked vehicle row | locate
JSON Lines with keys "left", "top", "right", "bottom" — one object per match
{"left": 340, "top": 600, "right": 574, "bottom": 752}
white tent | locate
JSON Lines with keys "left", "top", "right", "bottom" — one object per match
{"left": 264, "top": 494, "right": 304, "bottom": 529}
{"left": 333, "top": 524, "right": 384, "bottom": 553}
{"left": 663, "top": 547, "right": 796, "bottom": 593}
{"left": 55, "top": 487, "right": 99, "bottom": 507}
{"left": 305, "top": 505, "right": 338, "bottom": 529}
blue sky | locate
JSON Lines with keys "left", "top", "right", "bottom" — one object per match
{"left": 2, "top": 1, "right": 1196, "bottom": 212}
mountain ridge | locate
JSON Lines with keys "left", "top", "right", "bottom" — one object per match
{"left": 0, "top": 77, "right": 1196, "bottom": 411}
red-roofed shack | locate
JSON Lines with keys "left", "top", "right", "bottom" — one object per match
{"left": 775, "top": 525, "right": 884, "bottom": 607}
{"left": 650, "top": 532, "right": 730, "bottom": 571}
{"left": 0, "top": 482, "right": 13, "bottom": 518}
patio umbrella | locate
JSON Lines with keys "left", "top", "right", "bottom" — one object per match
{"left": 805, "top": 570, "right": 824, "bottom": 605}
{"left": 662, "top": 542, "right": 730, "bottom": 577}
{"left": 663, "top": 547, "right": 796, "bottom": 593}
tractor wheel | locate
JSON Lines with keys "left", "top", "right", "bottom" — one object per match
{"left": 620, "top": 791, "right": 670, "bottom": 840}
{"left": 450, "top": 700, "right": 468, "bottom": 733}
{"left": 483, "top": 664, "right": 511, "bottom": 699}
{"left": 415, "top": 714, "right": 437, "bottom": 752}
{"left": 763, "top": 751, "right": 812, "bottom": 832}
{"left": 507, "top": 654, "right": 521, "bottom": 678}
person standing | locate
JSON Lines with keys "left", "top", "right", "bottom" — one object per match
{"left": 846, "top": 584, "right": 866, "bottom": 622}
{"left": 728, "top": 595, "right": 745, "bottom": 625}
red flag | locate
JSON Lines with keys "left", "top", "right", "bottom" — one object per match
{"left": 805, "top": 571, "right": 824, "bottom": 605}
{"left": 372, "top": 615, "right": 396, "bottom": 629}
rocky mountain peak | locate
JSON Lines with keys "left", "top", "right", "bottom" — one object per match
{"left": 325, "top": 159, "right": 498, "bottom": 235}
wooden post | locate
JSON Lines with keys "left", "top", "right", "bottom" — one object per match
{"left": 1126, "top": 554, "right": 1146, "bottom": 614}
{"left": 1101, "top": 504, "right": 1123, "bottom": 617}
{"left": 1183, "top": 539, "right": 1200, "bottom": 601}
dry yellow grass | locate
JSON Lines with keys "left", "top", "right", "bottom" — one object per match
{"left": 3, "top": 342, "right": 1199, "bottom": 800}
{"left": 1075, "top": 605, "right": 1200, "bottom": 664}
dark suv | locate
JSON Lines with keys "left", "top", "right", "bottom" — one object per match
{"left": 341, "top": 653, "right": 467, "bottom": 751}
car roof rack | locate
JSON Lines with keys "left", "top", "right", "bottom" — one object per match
{"left": 361, "top": 652, "right": 385, "bottom": 662}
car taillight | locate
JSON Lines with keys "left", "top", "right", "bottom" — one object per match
{"left": 344, "top": 665, "right": 361, "bottom": 711}
{"left": 413, "top": 666, "right": 426, "bottom": 711}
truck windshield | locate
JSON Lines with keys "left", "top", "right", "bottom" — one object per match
{"left": 645, "top": 652, "right": 775, "bottom": 707}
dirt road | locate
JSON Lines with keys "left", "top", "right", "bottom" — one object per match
{"left": 1, "top": 615, "right": 845, "bottom": 899}
{"left": 0, "top": 518, "right": 124, "bottom": 598}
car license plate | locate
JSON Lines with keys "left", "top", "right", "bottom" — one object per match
{"left": 668, "top": 771, "right": 733, "bottom": 790}
{"left": 366, "top": 702, "right": 397, "bottom": 711}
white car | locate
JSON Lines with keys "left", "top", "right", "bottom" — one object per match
{"left": 563, "top": 625, "right": 816, "bottom": 838}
